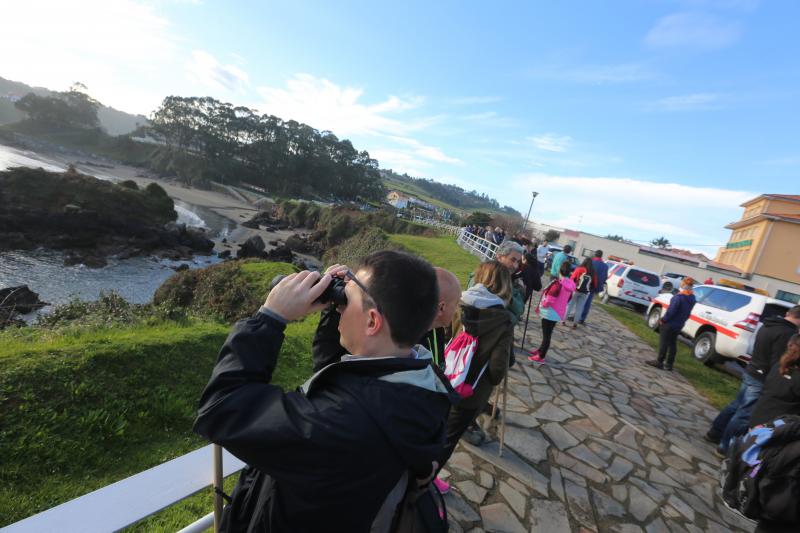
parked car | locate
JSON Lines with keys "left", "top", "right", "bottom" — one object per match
{"left": 660, "top": 273, "right": 686, "bottom": 292}
{"left": 543, "top": 246, "right": 577, "bottom": 272}
{"left": 646, "top": 285, "right": 793, "bottom": 365}
{"left": 601, "top": 264, "right": 661, "bottom": 310}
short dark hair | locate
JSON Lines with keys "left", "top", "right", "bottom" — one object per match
{"left": 358, "top": 250, "right": 438, "bottom": 347}
{"left": 563, "top": 245, "right": 573, "bottom": 253}
{"left": 595, "top": 249, "right": 603, "bottom": 258}
{"left": 559, "top": 261, "right": 572, "bottom": 277}
{"left": 787, "top": 305, "right": 800, "bottom": 319}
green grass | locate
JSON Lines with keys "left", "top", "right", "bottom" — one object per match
{"left": 388, "top": 233, "right": 480, "bottom": 289}
{"left": 0, "top": 312, "right": 317, "bottom": 529}
{"left": 597, "top": 302, "right": 740, "bottom": 409}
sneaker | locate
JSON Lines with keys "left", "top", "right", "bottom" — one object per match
{"left": 704, "top": 431, "right": 721, "bottom": 445}
{"left": 715, "top": 447, "right": 726, "bottom": 459}
{"left": 664, "top": 366, "right": 673, "bottom": 371}
{"left": 432, "top": 476, "right": 450, "bottom": 494}
{"left": 528, "top": 353, "right": 545, "bottom": 363}
{"left": 463, "top": 426, "right": 486, "bottom": 446}
{"left": 645, "top": 360, "right": 663, "bottom": 369}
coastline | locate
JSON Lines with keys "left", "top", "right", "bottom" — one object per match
{"left": 0, "top": 142, "right": 316, "bottom": 261}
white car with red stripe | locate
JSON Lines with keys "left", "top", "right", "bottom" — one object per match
{"left": 646, "top": 285, "right": 793, "bottom": 365}
{"left": 601, "top": 263, "right": 661, "bottom": 311}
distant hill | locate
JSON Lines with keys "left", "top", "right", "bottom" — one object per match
{"left": 380, "top": 168, "right": 520, "bottom": 217}
{"left": 0, "top": 76, "right": 148, "bottom": 135}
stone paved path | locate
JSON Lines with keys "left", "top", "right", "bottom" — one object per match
{"left": 441, "top": 304, "right": 755, "bottom": 533}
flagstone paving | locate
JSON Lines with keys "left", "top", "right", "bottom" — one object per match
{"left": 442, "top": 305, "right": 755, "bottom": 532}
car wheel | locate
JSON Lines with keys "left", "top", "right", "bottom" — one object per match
{"left": 692, "top": 331, "right": 721, "bottom": 366}
{"left": 647, "top": 307, "right": 662, "bottom": 330}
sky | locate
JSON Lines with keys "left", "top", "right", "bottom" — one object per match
{"left": 1, "top": 0, "right": 798, "bottom": 255}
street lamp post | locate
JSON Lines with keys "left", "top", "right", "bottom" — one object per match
{"left": 521, "top": 191, "right": 539, "bottom": 233}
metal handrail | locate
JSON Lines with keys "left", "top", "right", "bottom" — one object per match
{"left": 456, "top": 229, "right": 499, "bottom": 260}
{"left": 2, "top": 445, "right": 245, "bottom": 533}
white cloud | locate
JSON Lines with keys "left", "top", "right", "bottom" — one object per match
{"left": 645, "top": 12, "right": 742, "bottom": 49}
{"left": 647, "top": 93, "right": 723, "bottom": 111}
{"left": 256, "top": 74, "right": 429, "bottom": 137}
{"left": 528, "top": 62, "right": 657, "bottom": 84}
{"left": 450, "top": 96, "right": 503, "bottom": 105}
{"left": 0, "top": 0, "right": 180, "bottom": 114}
{"left": 529, "top": 134, "right": 572, "bottom": 153}
{"left": 506, "top": 173, "right": 755, "bottom": 244}
{"left": 187, "top": 50, "right": 250, "bottom": 92}
{"left": 388, "top": 136, "right": 463, "bottom": 165}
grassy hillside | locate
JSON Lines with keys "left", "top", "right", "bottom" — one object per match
{"left": 389, "top": 233, "right": 479, "bottom": 288}
{"left": 0, "top": 261, "right": 314, "bottom": 529}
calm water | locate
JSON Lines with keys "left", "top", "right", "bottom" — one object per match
{"left": 0, "top": 144, "right": 231, "bottom": 312}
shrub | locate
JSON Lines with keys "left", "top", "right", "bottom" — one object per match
{"left": 323, "top": 227, "right": 399, "bottom": 267}
{"left": 119, "top": 179, "right": 139, "bottom": 190}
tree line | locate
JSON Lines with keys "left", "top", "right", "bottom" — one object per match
{"left": 145, "top": 96, "right": 385, "bottom": 200}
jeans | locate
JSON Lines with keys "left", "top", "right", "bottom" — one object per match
{"left": 566, "top": 292, "right": 589, "bottom": 323}
{"left": 579, "top": 291, "right": 596, "bottom": 323}
{"left": 709, "top": 372, "right": 764, "bottom": 452}
{"left": 657, "top": 324, "right": 680, "bottom": 368}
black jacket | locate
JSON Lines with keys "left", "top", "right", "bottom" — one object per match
{"left": 458, "top": 302, "right": 514, "bottom": 410}
{"left": 746, "top": 317, "right": 799, "bottom": 382}
{"left": 750, "top": 367, "right": 800, "bottom": 428}
{"left": 519, "top": 262, "right": 542, "bottom": 303}
{"left": 194, "top": 312, "right": 456, "bottom": 532}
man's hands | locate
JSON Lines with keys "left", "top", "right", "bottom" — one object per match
{"left": 263, "top": 270, "right": 332, "bottom": 322}
{"left": 262, "top": 265, "right": 352, "bottom": 322}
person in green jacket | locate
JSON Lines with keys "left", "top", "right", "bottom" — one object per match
{"left": 549, "top": 244, "right": 573, "bottom": 278}
{"left": 494, "top": 240, "right": 526, "bottom": 324}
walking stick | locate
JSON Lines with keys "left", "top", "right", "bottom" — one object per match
{"left": 519, "top": 295, "right": 533, "bottom": 354}
{"left": 498, "top": 364, "right": 509, "bottom": 457}
{"left": 213, "top": 444, "right": 224, "bottom": 533}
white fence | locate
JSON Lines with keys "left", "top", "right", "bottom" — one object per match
{"left": 2, "top": 445, "right": 245, "bottom": 533}
{"left": 456, "top": 229, "right": 498, "bottom": 260}
{"left": 411, "top": 216, "right": 461, "bottom": 236}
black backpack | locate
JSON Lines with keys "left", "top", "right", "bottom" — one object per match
{"left": 575, "top": 272, "right": 593, "bottom": 293}
{"left": 721, "top": 415, "right": 800, "bottom": 526}
{"left": 218, "top": 465, "right": 448, "bottom": 533}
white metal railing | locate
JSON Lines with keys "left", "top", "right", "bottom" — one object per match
{"left": 2, "top": 445, "right": 245, "bottom": 533}
{"left": 456, "top": 229, "right": 498, "bottom": 260}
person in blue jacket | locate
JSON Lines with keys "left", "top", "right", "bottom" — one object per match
{"left": 646, "top": 277, "right": 697, "bottom": 371}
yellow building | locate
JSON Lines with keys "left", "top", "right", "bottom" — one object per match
{"left": 716, "top": 194, "right": 800, "bottom": 298}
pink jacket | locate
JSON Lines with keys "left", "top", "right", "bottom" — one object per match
{"left": 540, "top": 277, "right": 576, "bottom": 320}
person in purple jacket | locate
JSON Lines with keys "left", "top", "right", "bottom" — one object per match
{"left": 646, "top": 277, "right": 697, "bottom": 371}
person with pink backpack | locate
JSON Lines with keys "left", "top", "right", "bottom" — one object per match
{"left": 434, "top": 260, "right": 514, "bottom": 493}
{"left": 528, "top": 261, "right": 576, "bottom": 363}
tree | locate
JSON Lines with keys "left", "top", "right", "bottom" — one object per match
{"left": 465, "top": 211, "right": 492, "bottom": 227}
{"left": 605, "top": 234, "right": 624, "bottom": 242}
{"left": 544, "top": 229, "right": 560, "bottom": 242}
{"left": 14, "top": 83, "right": 99, "bottom": 129}
{"left": 650, "top": 236, "right": 671, "bottom": 249}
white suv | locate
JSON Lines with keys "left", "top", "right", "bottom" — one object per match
{"left": 601, "top": 263, "right": 661, "bottom": 311}
{"left": 646, "top": 285, "right": 793, "bottom": 365}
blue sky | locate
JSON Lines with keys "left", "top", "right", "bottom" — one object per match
{"left": 2, "top": 0, "right": 798, "bottom": 255}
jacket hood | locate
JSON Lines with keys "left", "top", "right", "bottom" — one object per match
{"left": 301, "top": 348, "right": 457, "bottom": 474}
{"left": 461, "top": 283, "right": 505, "bottom": 309}
{"left": 559, "top": 277, "right": 577, "bottom": 292}
{"left": 763, "top": 316, "right": 799, "bottom": 331}
{"left": 460, "top": 302, "right": 512, "bottom": 337}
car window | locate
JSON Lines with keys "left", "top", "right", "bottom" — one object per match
{"left": 693, "top": 286, "right": 711, "bottom": 302}
{"left": 610, "top": 265, "right": 625, "bottom": 276}
{"left": 626, "top": 269, "right": 659, "bottom": 287}
{"left": 702, "top": 288, "right": 752, "bottom": 312}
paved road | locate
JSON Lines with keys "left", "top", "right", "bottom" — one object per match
{"left": 441, "top": 305, "right": 755, "bottom": 532}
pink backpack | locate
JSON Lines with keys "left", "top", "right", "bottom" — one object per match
{"left": 443, "top": 331, "right": 487, "bottom": 398}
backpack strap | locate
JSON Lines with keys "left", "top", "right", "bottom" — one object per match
{"left": 371, "top": 470, "right": 410, "bottom": 533}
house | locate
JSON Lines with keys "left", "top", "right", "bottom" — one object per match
{"left": 386, "top": 190, "right": 410, "bottom": 209}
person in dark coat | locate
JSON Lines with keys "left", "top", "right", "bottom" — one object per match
{"left": 645, "top": 277, "right": 697, "bottom": 371}
{"left": 419, "top": 268, "right": 462, "bottom": 369}
{"left": 706, "top": 305, "right": 800, "bottom": 454}
{"left": 194, "top": 251, "right": 457, "bottom": 532}
{"left": 520, "top": 252, "right": 542, "bottom": 303}
{"left": 749, "top": 334, "right": 800, "bottom": 428}
{"left": 578, "top": 249, "right": 609, "bottom": 324}
{"left": 434, "top": 260, "right": 513, "bottom": 494}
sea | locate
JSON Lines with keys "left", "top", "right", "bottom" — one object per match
{"left": 0, "top": 144, "right": 233, "bottom": 314}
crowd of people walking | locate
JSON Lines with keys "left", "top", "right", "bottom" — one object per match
{"left": 191, "top": 221, "right": 800, "bottom": 532}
